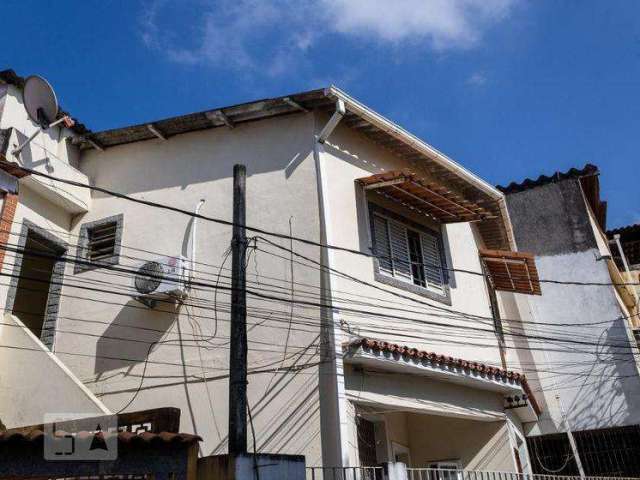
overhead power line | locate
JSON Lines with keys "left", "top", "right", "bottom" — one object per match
{"left": 1, "top": 249, "right": 639, "bottom": 353}
{"left": 4, "top": 161, "right": 640, "bottom": 287}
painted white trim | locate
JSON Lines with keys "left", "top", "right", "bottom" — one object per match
{"left": 507, "top": 417, "right": 533, "bottom": 474}
{"left": 327, "top": 86, "right": 518, "bottom": 250}
{"left": 326, "top": 86, "right": 504, "bottom": 201}
{"left": 346, "top": 347, "right": 525, "bottom": 394}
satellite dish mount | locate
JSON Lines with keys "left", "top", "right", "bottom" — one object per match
{"left": 12, "top": 75, "right": 74, "bottom": 156}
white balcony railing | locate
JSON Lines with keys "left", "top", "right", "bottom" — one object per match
{"left": 406, "top": 468, "right": 640, "bottom": 480}
{"left": 307, "top": 467, "right": 639, "bottom": 480}
{"left": 307, "top": 466, "right": 384, "bottom": 480}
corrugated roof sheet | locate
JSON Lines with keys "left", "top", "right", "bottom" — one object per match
{"left": 608, "top": 223, "right": 640, "bottom": 238}
{"left": 496, "top": 164, "right": 599, "bottom": 194}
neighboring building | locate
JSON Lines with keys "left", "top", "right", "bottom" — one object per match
{"left": 609, "top": 223, "right": 640, "bottom": 271}
{"left": 608, "top": 223, "right": 640, "bottom": 343}
{"left": 497, "top": 165, "right": 640, "bottom": 477}
{"left": 0, "top": 68, "right": 576, "bottom": 474}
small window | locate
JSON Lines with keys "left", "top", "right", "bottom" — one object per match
{"left": 369, "top": 204, "right": 448, "bottom": 300}
{"left": 75, "top": 214, "right": 123, "bottom": 273}
{"left": 87, "top": 221, "right": 117, "bottom": 261}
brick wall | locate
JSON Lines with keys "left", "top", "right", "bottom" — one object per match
{"left": 0, "top": 192, "right": 17, "bottom": 269}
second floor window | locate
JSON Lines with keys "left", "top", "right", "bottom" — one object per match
{"left": 75, "top": 214, "right": 124, "bottom": 273}
{"left": 371, "top": 208, "right": 446, "bottom": 295}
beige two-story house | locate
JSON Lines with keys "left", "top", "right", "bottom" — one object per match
{"left": 0, "top": 69, "right": 543, "bottom": 473}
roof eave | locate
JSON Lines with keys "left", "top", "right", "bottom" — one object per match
{"left": 326, "top": 85, "right": 505, "bottom": 202}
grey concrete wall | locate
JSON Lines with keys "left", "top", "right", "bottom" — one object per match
{"left": 505, "top": 180, "right": 597, "bottom": 256}
{"left": 502, "top": 179, "right": 640, "bottom": 435}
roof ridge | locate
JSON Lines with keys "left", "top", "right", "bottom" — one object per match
{"left": 496, "top": 163, "right": 599, "bottom": 194}
{"left": 607, "top": 223, "right": 640, "bottom": 236}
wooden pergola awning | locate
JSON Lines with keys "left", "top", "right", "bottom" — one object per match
{"left": 480, "top": 249, "right": 542, "bottom": 295}
{"left": 357, "top": 171, "right": 496, "bottom": 223}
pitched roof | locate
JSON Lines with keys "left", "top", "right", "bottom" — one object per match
{"left": 346, "top": 337, "right": 541, "bottom": 415}
{"left": 78, "top": 85, "right": 513, "bottom": 250}
{"left": 497, "top": 163, "right": 607, "bottom": 231}
{"left": 608, "top": 223, "right": 640, "bottom": 239}
{"left": 496, "top": 163, "right": 599, "bottom": 194}
{"left": 0, "top": 69, "right": 514, "bottom": 250}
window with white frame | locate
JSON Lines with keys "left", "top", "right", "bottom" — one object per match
{"left": 370, "top": 204, "right": 447, "bottom": 297}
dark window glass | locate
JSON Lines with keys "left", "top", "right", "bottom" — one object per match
{"left": 407, "top": 229, "right": 426, "bottom": 287}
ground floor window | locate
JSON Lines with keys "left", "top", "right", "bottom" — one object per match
{"left": 5, "top": 220, "right": 66, "bottom": 349}
{"left": 527, "top": 425, "right": 640, "bottom": 477}
{"left": 357, "top": 417, "right": 379, "bottom": 467}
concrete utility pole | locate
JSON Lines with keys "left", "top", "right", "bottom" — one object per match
{"left": 228, "top": 164, "right": 248, "bottom": 455}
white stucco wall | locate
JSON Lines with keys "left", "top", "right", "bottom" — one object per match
{"left": 0, "top": 168, "right": 76, "bottom": 346}
{"left": 502, "top": 250, "right": 640, "bottom": 436}
{"left": 342, "top": 365, "right": 523, "bottom": 470}
{"left": 0, "top": 86, "right": 89, "bottom": 212}
{"left": 407, "top": 414, "right": 514, "bottom": 471}
{"left": 50, "top": 112, "right": 326, "bottom": 461}
{"left": 0, "top": 92, "right": 513, "bottom": 469}
{"left": 317, "top": 119, "right": 501, "bottom": 365}
{"left": 0, "top": 314, "right": 108, "bottom": 429}
{"left": 0, "top": 84, "right": 79, "bottom": 168}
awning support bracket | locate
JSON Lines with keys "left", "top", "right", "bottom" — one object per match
{"left": 317, "top": 99, "right": 346, "bottom": 144}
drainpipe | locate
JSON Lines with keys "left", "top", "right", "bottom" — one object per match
{"left": 190, "top": 199, "right": 206, "bottom": 288}
{"left": 314, "top": 100, "right": 350, "bottom": 467}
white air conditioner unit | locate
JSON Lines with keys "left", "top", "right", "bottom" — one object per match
{"left": 132, "top": 255, "right": 188, "bottom": 307}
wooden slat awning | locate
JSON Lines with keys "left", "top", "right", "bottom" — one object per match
{"left": 480, "top": 249, "right": 542, "bottom": 295}
{"left": 357, "top": 171, "right": 496, "bottom": 223}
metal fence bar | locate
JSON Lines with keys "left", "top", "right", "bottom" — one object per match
{"left": 308, "top": 466, "right": 640, "bottom": 480}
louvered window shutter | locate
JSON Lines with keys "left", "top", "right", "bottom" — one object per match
{"left": 389, "top": 220, "right": 412, "bottom": 281}
{"left": 421, "top": 232, "right": 445, "bottom": 291}
{"left": 372, "top": 214, "right": 393, "bottom": 274}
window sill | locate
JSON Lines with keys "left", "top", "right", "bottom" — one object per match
{"left": 374, "top": 271, "right": 452, "bottom": 306}
{"left": 74, "top": 255, "right": 120, "bottom": 274}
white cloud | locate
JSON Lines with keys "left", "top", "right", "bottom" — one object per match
{"left": 322, "top": 0, "right": 515, "bottom": 49}
{"left": 140, "top": 0, "right": 517, "bottom": 75}
{"left": 466, "top": 71, "right": 488, "bottom": 86}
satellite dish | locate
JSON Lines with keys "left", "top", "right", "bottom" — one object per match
{"left": 23, "top": 75, "right": 58, "bottom": 128}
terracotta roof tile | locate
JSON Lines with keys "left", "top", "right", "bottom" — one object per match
{"left": 0, "top": 429, "right": 201, "bottom": 448}
{"left": 346, "top": 337, "right": 541, "bottom": 415}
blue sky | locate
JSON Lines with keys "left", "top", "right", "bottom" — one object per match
{"left": 4, "top": 0, "right": 639, "bottom": 228}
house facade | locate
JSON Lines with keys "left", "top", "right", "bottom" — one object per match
{"left": 1, "top": 69, "right": 551, "bottom": 473}
{"left": 497, "top": 166, "right": 640, "bottom": 477}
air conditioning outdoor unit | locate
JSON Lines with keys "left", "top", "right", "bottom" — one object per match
{"left": 132, "top": 255, "right": 188, "bottom": 307}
